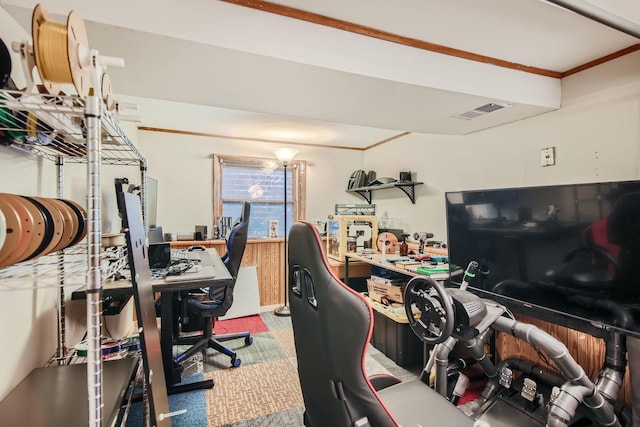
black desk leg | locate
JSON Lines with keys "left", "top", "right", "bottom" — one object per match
{"left": 344, "top": 257, "right": 350, "bottom": 286}
{"left": 160, "top": 291, "right": 214, "bottom": 395}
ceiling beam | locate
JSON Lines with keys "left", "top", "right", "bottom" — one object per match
{"left": 221, "top": 0, "right": 562, "bottom": 79}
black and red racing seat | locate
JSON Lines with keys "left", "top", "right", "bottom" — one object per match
{"left": 287, "top": 220, "right": 473, "bottom": 427}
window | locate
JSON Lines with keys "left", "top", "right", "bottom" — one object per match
{"left": 213, "top": 154, "right": 306, "bottom": 238}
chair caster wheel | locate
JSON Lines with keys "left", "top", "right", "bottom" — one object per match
{"left": 245, "top": 336, "right": 253, "bottom": 345}
{"left": 231, "top": 357, "right": 241, "bottom": 367}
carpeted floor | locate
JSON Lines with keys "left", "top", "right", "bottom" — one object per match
{"left": 161, "top": 311, "right": 419, "bottom": 427}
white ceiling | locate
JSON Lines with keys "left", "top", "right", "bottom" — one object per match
{"left": 1, "top": 0, "right": 639, "bottom": 149}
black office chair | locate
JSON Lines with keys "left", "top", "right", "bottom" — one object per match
{"left": 287, "top": 221, "right": 474, "bottom": 427}
{"left": 174, "top": 202, "right": 253, "bottom": 368}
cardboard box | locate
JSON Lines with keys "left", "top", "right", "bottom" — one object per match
{"left": 326, "top": 215, "right": 378, "bottom": 261}
{"left": 369, "top": 274, "right": 406, "bottom": 285}
{"left": 367, "top": 279, "right": 406, "bottom": 304}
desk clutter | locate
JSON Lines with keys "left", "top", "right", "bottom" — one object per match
{"left": 325, "top": 205, "right": 447, "bottom": 262}
{"left": 364, "top": 260, "right": 455, "bottom": 306}
{"left": 148, "top": 242, "right": 211, "bottom": 279}
{"left": 74, "top": 335, "right": 141, "bottom": 361}
{"left": 367, "top": 272, "right": 407, "bottom": 306}
{"left": 365, "top": 262, "right": 461, "bottom": 306}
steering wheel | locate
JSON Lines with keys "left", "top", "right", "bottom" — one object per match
{"left": 404, "top": 276, "right": 455, "bottom": 344}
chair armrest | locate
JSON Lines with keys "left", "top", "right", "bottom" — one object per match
{"left": 368, "top": 374, "right": 401, "bottom": 391}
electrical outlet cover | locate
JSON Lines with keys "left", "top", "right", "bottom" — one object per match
{"left": 541, "top": 147, "right": 556, "bottom": 166}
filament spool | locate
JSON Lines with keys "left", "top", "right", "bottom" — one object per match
{"left": 0, "top": 193, "right": 34, "bottom": 266}
{"left": 25, "top": 112, "right": 57, "bottom": 145}
{"left": 377, "top": 232, "right": 399, "bottom": 253}
{"left": 31, "top": 4, "right": 90, "bottom": 96}
{"left": 25, "top": 112, "right": 38, "bottom": 140}
{"left": 100, "top": 73, "right": 115, "bottom": 111}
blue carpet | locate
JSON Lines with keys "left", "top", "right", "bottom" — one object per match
{"left": 126, "top": 374, "right": 207, "bottom": 427}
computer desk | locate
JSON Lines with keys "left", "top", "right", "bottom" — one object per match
{"left": 72, "top": 248, "right": 233, "bottom": 394}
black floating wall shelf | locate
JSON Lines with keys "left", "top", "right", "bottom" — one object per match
{"left": 346, "top": 181, "right": 423, "bottom": 204}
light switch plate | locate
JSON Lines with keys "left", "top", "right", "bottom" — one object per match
{"left": 541, "top": 147, "right": 556, "bottom": 167}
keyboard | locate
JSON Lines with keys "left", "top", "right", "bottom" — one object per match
{"left": 170, "top": 249, "right": 202, "bottom": 262}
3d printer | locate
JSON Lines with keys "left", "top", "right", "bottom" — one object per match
{"left": 326, "top": 215, "right": 378, "bottom": 261}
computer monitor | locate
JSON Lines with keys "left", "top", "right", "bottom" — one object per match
{"left": 148, "top": 242, "right": 171, "bottom": 269}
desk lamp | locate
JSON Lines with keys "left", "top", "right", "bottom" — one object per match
{"left": 274, "top": 147, "right": 299, "bottom": 317}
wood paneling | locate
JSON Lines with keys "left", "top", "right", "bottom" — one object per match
{"left": 256, "top": 240, "right": 285, "bottom": 306}
{"left": 495, "top": 314, "right": 632, "bottom": 405}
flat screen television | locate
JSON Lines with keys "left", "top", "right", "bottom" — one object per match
{"left": 445, "top": 180, "right": 640, "bottom": 337}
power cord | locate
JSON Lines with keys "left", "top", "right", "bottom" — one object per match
{"left": 166, "top": 260, "right": 194, "bottom": 276}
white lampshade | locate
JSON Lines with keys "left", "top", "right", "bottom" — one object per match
{"left": 273, "top": 148, "right": 299, "bottom": 164}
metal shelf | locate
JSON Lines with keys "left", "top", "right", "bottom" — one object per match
{"left": 0, "top": 244, "right": 128, "bottom": 292}
{"left": 1, "top": 86, "right": 146, "bottom": 426}
{"left": 346, "top": 181, "right": 423, "bottom": 204}
{"left": 0, "top": 89, "right": 145, "bottom": 166}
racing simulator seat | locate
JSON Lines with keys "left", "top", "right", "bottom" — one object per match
{"left": 287, "top": 220, "right": 474, "bottom": 427}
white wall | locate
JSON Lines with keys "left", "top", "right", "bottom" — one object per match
{"left": 364, "top": 51, "right": 640, "bottom": 240}
{"left": 129, "top": 97, "right": 365, "bottom": 236}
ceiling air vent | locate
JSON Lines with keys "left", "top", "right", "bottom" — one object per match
{"left": 453, "top": 102, "right": 511, "bottom": 120}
